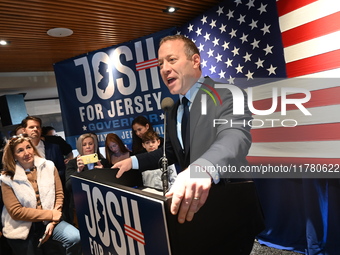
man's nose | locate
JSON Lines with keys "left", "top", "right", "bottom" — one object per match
{"left": 162, "top": 61, "right": 171, "bottom": 72}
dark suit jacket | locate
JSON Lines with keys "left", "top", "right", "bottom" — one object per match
{"left": 43, "top": 140, "right": 66, "bottom": 182}
{"left": 44, "top": 135, "right": 72, "bottom": 157}
{"left": 135, "top": 77, "right": 265, "bottom": 254}
{"left": 135, "top": 77, "right": 264, "bottom": 253}
{"left": 136, "top": 77, "right": 252, "bottom": 177}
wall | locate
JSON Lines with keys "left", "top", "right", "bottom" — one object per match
{"left": 0, "top": 99, "right": 64, "bottom": 137}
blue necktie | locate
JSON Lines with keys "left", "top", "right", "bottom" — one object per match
{"left": 181, "top": 97, "right": 189, "bottom": 151}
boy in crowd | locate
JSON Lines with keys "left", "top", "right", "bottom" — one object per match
{"left": 141, "top": 130, "right": 177, "bottom": 190}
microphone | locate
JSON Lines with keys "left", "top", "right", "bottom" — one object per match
{"left": 160, "top": 97, "right": 174, "bottom": 195}
{"left": 161, "top": 97, "right": 174, "bottom": 111}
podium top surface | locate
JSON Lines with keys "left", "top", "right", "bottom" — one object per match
{"left": 71, "top": 168, "right": 167, "bottom": 201}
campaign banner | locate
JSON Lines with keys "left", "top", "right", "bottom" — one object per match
{"left": 71, "top": 174, "right": 171, "bottom": 255}
{"left": 54, "top": 28, "right": 177, "bottom": 149}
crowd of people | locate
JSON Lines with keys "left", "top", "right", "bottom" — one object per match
{"left": 0, "top": 114, "right": 169, "bottom": 255}
{"left": 0, "top": 117, "right": 83, "bottom": 255}
{"left": 0, "top": 35, "right": 264, "bottom": 255}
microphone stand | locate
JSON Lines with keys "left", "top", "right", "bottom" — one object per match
{"left": 161, "top": 111, "right": 169, "bottom": 196}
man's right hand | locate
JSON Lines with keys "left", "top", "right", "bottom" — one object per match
{"left": 165, "top": 169, "right": 211, "bottom": 223}
{"left": 112, "top": 158, "right": 132, "bottom": 178}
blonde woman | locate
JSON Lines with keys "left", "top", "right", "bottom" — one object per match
{"left": 64, "top": 133, "right": 109, "bottom": 224}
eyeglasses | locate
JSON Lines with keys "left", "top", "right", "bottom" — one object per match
{"left": 9, "top": 134, "right": 30, "bottom": 145}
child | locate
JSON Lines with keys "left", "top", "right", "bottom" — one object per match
{"left": 141, "top": 130, "right": 177, "bottom": 190}
{"left": 105, "top": 133, "right": 131, "bottom": 166}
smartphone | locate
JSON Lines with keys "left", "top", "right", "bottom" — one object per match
{"left": 37, "top": 232, "right": 47, "bottom": 248}
{"left": 80, "top": 153, "right": 99, "bottom": 164}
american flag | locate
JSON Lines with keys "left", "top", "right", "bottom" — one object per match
{"left": 178, "top": 0, "right": 340, "bottom": 166}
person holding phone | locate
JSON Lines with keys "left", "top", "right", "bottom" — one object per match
{"left": 64, "top": 133, "right": 110, "bottom": 224}
{"left": 0, "top": 134, "right": 81, "bottom": 255}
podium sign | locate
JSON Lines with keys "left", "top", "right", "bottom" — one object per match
{"left": 72, "top": 169, "right": 265, "bottom": 255}
{"left": 71, "top": 170, "right": 171, "bottom": 255}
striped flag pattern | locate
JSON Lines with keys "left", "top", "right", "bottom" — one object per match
{"left": 178, "top": 0, "right": 340, "bottom": 166}
{"left": 249, "top": 0, "right": 340, "bottom": 165}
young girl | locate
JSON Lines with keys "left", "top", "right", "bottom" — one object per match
{"left": 105, "top": 133, "right": 131, "bottom": 166}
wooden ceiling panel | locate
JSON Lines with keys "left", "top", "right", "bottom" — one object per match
{"left": 0, "top": 0, "right": 220, "bottom": 72}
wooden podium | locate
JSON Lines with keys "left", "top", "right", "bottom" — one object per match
{"left": 71, "top": 168, "right": 264, "bottom": 255}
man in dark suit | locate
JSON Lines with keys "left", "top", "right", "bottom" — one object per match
{"left": 42, "top": 125, "right": 74, "bottom": 164}
{"left": 114, "top": 35, "right": 263, "bottom": 254}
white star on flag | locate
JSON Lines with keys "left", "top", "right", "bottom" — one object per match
{"left": 177, "top": 0, "right": 340, "bottom": 168}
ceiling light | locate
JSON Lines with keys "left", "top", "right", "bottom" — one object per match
{"left": 0, "top": 40, "right": 8, "bottom": 46}
{"left": 163, "top": 6, "right": 179, "bottom": 13}
{"left": 47, "top": 28, "right": 73, "bottom": 37}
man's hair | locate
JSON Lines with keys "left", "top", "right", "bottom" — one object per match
{"left": 21, "top": 116, "right": 42, "bottom": 128}
{"left": 159, "top": 34, "right": 200, "bottom": 60}
{"left": 42, "top": 126, "right": 55, "bottom": 136}
{"left": 10, "top": 125, "right": 24, "bottom": 137}
{"left": 141, "top": 129, "right": 160, "bottom": 143}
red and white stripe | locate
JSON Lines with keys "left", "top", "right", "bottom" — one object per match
{"left": 247, "top": 0, "right": 340, "bottom": 165}
{"left": 124, "top": 224, "right": 145, "bottom": 245}
{"left": 135, "top": 58, "right": 158, "bottom": 71}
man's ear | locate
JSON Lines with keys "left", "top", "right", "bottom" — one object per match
{"left": 192, "top": 53, "right": 201, "bottom": 69}
{"left": 142, "top": 143, "right": 146, "bottom": 149}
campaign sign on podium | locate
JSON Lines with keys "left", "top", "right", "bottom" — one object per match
{"left": 72, "top": 168, "right": 265, "bottom": 255}
{"left": 71, "top": 169, "right": 171, "bottom": 255}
